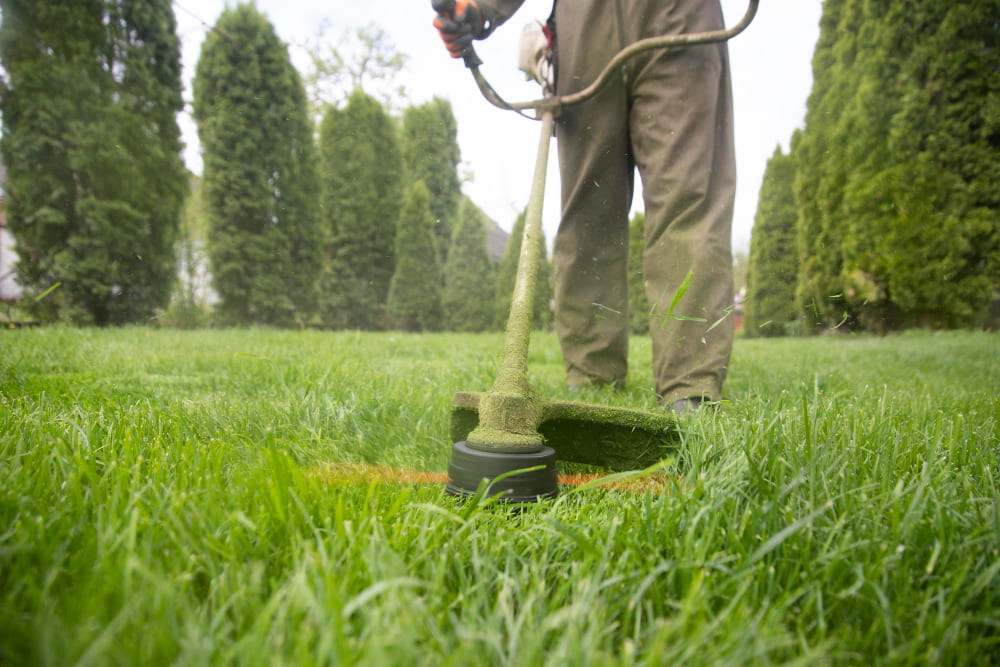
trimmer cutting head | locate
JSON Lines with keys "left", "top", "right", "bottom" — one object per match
{"left": 447, "top": 391, "right": 678, "bottom": 500}
{"left": 445, "top": 440, "right": 559, "bottom": 502}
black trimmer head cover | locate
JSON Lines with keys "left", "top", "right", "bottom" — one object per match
{"left": 445, "top": 441, "right": 558, "bottom": 502}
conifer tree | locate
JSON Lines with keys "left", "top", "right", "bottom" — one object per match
{"left": 400, "top": 98, "right": 461, "bottom": 264}
{"left": 534, "top": 232, "right": 554, "bottom": 331}
{"left": 627, "top": 213, "right": 650, "bottom": 335}
{"left": 0, "top": 0, "right": 187, "bottom": 324}
{"left": 745, "top": 145, "right": 800, "bottom": 337}
{"left": 838, "top": 1, "right": 1000, "bottom": 329}
{"left": 792, "top": 0, "right": 863, "bottom": 331}
{"left": 193, "top": 4, "right": 322, "bottom": 326}
{"left": 443, "top": 198, "right": 495, "bottom": 332}
{"left": 792, "top": 0, "right": 999, "bottom": 331}
{"left": 493, "top": 210, "right": 552, "bottom": 331}
{"left": 318, "top": 90, "right": 402, "bottom": 329}
{"left": 493, "top": 211, "right": 523, "bottom": 330}
{"left": 387, "top": 181, "right": 444, "bottom": 331}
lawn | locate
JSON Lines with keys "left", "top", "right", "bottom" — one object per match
{"left": 1, "top": 327, "right": 998, "bottom": 664}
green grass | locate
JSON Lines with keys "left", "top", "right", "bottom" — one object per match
{"left": 1, "top": 327, "right": 998, "bottom": 665}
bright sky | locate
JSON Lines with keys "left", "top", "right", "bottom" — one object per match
{"left": 175, "top": 0, "right": 822, "bottom": 254}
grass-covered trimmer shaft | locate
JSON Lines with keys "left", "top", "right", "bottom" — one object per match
{"left": 444, "top": 0, "right": 759, "bottom": 501}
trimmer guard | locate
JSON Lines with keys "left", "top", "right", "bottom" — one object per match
{"left": 451, "top": 391, "right": 678, "bottom": 472}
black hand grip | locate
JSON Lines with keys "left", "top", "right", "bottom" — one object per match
{"left": 463, "top": 46, "right": 483, "bottom": 68}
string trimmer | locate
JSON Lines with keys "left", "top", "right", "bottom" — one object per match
{"left": 443, "top": 0, "right": 759, "bottom": 501}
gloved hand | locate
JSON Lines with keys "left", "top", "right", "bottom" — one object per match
{"left": 432, "top": 0, "right": 488, "bottom": 59}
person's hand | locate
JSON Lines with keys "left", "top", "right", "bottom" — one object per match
{"left": 432, "top": 0, "right": 486, "bottom": 59}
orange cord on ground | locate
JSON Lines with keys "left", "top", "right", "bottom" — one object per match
{"left": 311, "top": 463, "right": 675, "bottom": 494}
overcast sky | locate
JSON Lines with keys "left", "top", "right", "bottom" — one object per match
{"left": 175, "top": 0, "right": 822, "bottom": 254}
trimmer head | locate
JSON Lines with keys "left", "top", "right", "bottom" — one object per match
{"left": 445, "top": 440, "right": 558, "bottom": 502}
{"left": 447, "top": 391, "right": 678, "bottom": 499}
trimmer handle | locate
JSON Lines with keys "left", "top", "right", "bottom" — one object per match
{"left": 463, "top": 0, "right": 760, "bottom": 116}
{"left": 462, "top": 46, "right": 483, "bottom": 69}
{"left": 432, "top": 0, "right": 484, "bottom": 67}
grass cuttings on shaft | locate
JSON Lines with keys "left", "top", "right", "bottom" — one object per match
{"left": 1, "top": 327, "right": 998, "bottom": 664}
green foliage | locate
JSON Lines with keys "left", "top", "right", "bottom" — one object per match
{"left": 535, "top": 233, "right": 554, "bottom": 331}
{"left": 387, "top": 181, "right": 444, "bottom": 331}
{"left": 400, "top": 98, "right": 461, "bottom": 264}
{"left": 745, "top": 146, "right": 800, "bottom": 337}
{"left": 627, "top": 212, "right": 650, "bottom": 336}
{"left": 0, "top": 0, "right": 187, "bottom": 325}
{"left": 793, "top": 0, "right": 999, "bottom": 332}
{"left": 193, "top": 4, "right": 322, "bottom": 327}
{"left": 838, "top": 2, "right": 1000, "bottom": 330}
{"left": 792, "top": 0, "right": 863, "bottom": 331}
{"left": 493, "top": 210, "right": 552, "bottom": 331}
{"left": 493, "top": 212, "right": 522, "bottom": 329}
{"left": 318, "top": 90, "right": 403, "bottom": 329}
{"left": 443, "top": 198, "right": 495, "bottom": 332}
{"left": 301, "top": 23, "right": 408, "bottom": 116}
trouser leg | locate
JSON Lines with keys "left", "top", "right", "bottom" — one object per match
{"left": 551, "top": 0, "right": 735, "bottom": 399}
{"left": 628, "top": 1, "right": 736, "bottom": 402}
{"left": 552, "top": 2, "right": 632, "bottom": 387}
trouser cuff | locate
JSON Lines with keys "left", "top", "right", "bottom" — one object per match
{"left": 658, "top": 386, "right": 720, "bottom": 405}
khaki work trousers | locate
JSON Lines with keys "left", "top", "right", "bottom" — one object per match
{"left": 552, "top": 0, "right": 736, "bottom": 403}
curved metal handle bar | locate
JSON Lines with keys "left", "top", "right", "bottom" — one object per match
{"left": 467, "top": 0, "right": 759, "bottom": 116}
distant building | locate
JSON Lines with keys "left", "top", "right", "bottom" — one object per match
{"left": 0, "top": 163, "right": 25, "bottom": 304}
{"left": 733, "top": 285, "right": 745, "bottom": 332}
{"left": 484, "top": 214, "right": 509, "bottom": 262}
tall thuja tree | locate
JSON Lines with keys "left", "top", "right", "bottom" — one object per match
{"left": 793, "top": 0, "right": 861, "bottom": 331}
{"left": 193, "top": 4, "right": 322, "bottom": 326}
{"left": 400, "top": 98, "right": 461, "bottom": 264}
{"left": 492, "top": 210, "right": 523, "bottom": 330}
{"left": 0, "top": 0, "right": 187, "bottom": 324}
{"left": 443, "top": 197, "right": 495, "bottom": 331}
{"left": 627, "top": 212, "right": 650, "bottom": 335}
{"left": 493, "top": 209, "right": 552, "bottom": 331}
{"left": 318, "top": 90, "right": 402, "bottom": 329}
{"left": 745, "top": 144, "right": 800, "bottom": 337}
{"left": 387, "top": 181, "right": 443, "bottom": 331}
{"left": 839, "top": 1, "right": 1000, "bottom": 329}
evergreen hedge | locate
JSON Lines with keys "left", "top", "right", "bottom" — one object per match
{"left": 400, "top": 99, "right": 462, "bottom": 265}
{"left": 493, "top": 210, "right": 552, "bottom": 331}
{"left": 838, "top": 2, "right": 999, "bottom": 329}
{"left": 790, "top": 0, "right": 999, "bottom": 332}
{"left": 443, "top": 198, "right": 495, "bottom": 332}
{"left": 745, "top": 146, "right": 800, "bottom": 337}
{"left": 627, "top": 213, "right": 650, "bottom": 336}
{"left": 193, "top": 5, "right": 322, "bottom": 326}
{"left": 387, "top": 181, "right": 444, "bottom": 331}
{"left": 318, "top": 90, "right": 402, "bottom": 329}
{"left": 0, "top": 0, "right": 187, "bottom": 324}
